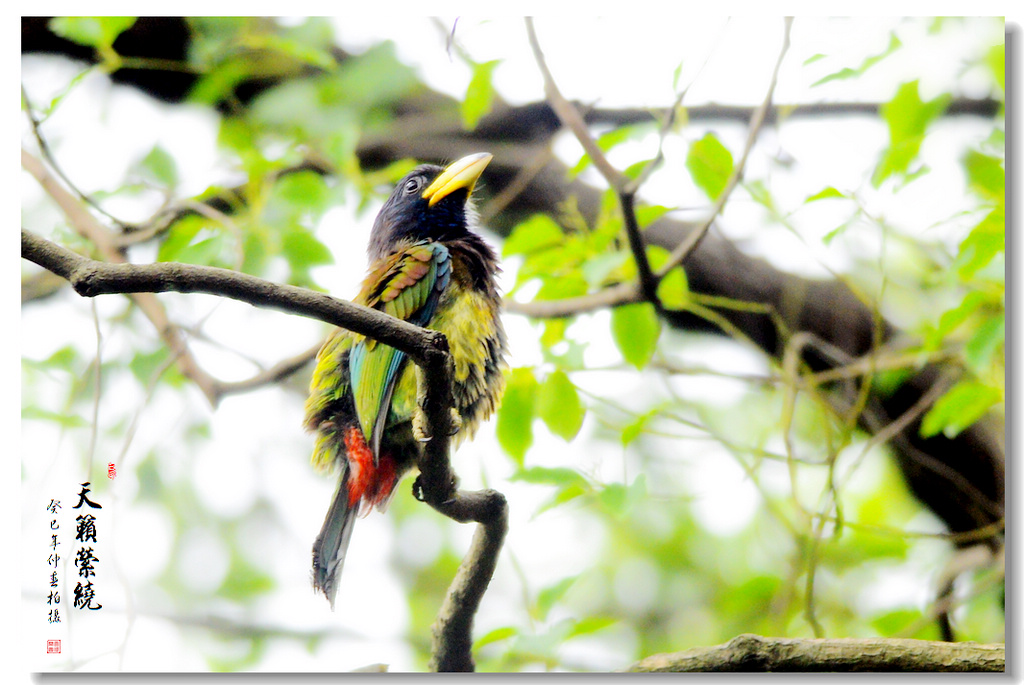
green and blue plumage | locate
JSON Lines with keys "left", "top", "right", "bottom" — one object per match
{"left": 303, "top": 153, "right": 507, "bottom": 606}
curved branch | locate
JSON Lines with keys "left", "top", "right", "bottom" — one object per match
{"left": 628, "top": 634, "right": 1005, "bottom": 672}
{"left": 427, "top": 489, "right": 509, "bottom": 672}
{"left": 21, "top": 229, "right": 445, "bottom": 365}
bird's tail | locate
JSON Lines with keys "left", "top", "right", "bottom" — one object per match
{"left": 312, "top": 466, "right": 357, "bottom": 609}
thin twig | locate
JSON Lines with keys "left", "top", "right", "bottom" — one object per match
{"left": 22, "top": 148, "right": 222, "bottom": 404}
{"left": 525, "top": 18, "right": 660, "bottom": 306}
{"left": 657, "top": 17, "right": 794, "bottom": 277}
{"left": 524, "top": 18, "right": 627, "bottom": 192}
{"left": 22, "top": 85, "right": 130, "bottom": 230}
{"left": 504, "top": 281, "right": 641, "bottom": 318}
{"left": 213, "top": 343, "right": 321, "bottom": 398}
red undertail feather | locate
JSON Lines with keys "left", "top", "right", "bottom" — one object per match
{"left": 343, "top": 426, "right": 399, "bottom": 514}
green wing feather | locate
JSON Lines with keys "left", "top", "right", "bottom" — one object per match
{"left": 348, "top": 241, "right": 451, "bottom": 457}
{"left": 304, "top": 330, "right": 353, "bottom": 472}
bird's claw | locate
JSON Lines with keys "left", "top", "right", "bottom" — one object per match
{"left": 448, "top": 407, "right": 463, "bottom": 436}
{"left": 413, "top": 410, "right": 431, "bottom": 443}
{"left": 413, "top": 407, "right": 463, "bottom": 442}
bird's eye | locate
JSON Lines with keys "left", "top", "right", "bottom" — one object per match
{"left": 404, "top": 178, "right": 422, "bottom": 195}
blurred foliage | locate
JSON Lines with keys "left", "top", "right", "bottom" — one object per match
{"left": 21, "top": 16, "right": 1004, "bottom": 672}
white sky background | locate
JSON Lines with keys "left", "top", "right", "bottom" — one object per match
{"left": 12, "top": 10, "right": 1018, "bottom": 680}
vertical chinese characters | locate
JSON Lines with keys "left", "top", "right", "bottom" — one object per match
{"left": 71, "top": 483, "right": 102, "bottom": 611}
{"left": 46, "top": 499, "right": 61, "bottom": 624}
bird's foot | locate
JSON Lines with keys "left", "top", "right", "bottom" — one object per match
{"left": 413, "top": 407, "right": 462, "bottom": 442}
{"left": 448, "top": 407, "right": 463, "bottom": 436}
{"left": 413, "top": 409, "right": 431, "bottom": 443}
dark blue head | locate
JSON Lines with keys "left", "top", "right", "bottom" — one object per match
{"left": 367, "top": 153, "right": 492, "bottom": 262}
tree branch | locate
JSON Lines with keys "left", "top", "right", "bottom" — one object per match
{"left": 427, "top": 489, "right": 509, "bottom": 672}
{"left": 21, "top": 228, "right": 445, "bottom": 366}
{"left": 627, "top": 634, "right": 1005, "bottom": 672}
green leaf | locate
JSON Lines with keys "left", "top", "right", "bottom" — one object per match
{"left": 805, "top": 186, "right": 847, "bottom": 203}
{"left": 926, "top": 290, "right": 986, "bottom": 350}
{"left": 955, "top": 206, "right": 1004, "bottom": 280}
{"left": 537, "top": 370, "right": 585, "bottom": 441}
{"left": 643, "top": 244, "right": 672, "bottom": 272}
{"left": 672, "top": 61, "right": 685, "bottom": 90}
{"left": 611, "top": 303, "right": 661, "bottom": 369}
{"left": 539, "top": 318, "right": 568, "bottom": 348}
{"left": 534, "top": 273, "right": 589, "bottom": 306}
{"left": 686, "top": 132, "right": 734, "bottom": 201}
{"left": 963, "top": 149, "right": 1004, "bottom": 200}
{"left": 128, "top": 348, "right": 172, "bottom": 386}
{"left": 534, "top": 483, "right": 588, "bottom": 517}
{"left": 156, "top": 215, "right": 227, "bottom": 266}
{"left": 474, "top": 626, "right": 518, "bottom": 650}
{"left": 138, "top": 145, "right": 179, "bottom": 188}
{"left": 462, "top": 60, "right": 500, "bottom": 130}
{"left": 964, "top": 313, "right": 1004, "bottom": 373}
{"left": 656, "top": 267, "right": 689, "bottom": 310}
{"left": 22, "top": 345, "right": 79, "bottom": 373}
{"left": 871, "top": 609, "right": 940, "bottom": 640}
{"left": 260, "top": 33, "right": 338, "bottom": 71}
{"left": 511, "top": 465, "right": 590, "bottom": 490}
{"left": 496, "top": 367, "right": 539, "bottom": 464}
{"left": 282, "top": 226, "right": 333, "bottom": 286}
{"left": 571, "top": 124, "right": 652, "bottom": 177}
{"left": 157, "top": 216, "right": 229, "bottom": 267}
{"left": 872, "top": 80, "right": 950, "bottom": 186}
{"left": 535, "top": 576, "right": 578, "bottom": 621}
{"left": 512, "top": 466, "right": 593, "bottom": 517}
{"left": 581, "top": 251, "right": 630, "bottom": 288}
{"left": 822, "top": 219, "right": 854, "bottom": 246}
{"left": 503, "top": 215, "right": 565, "bottom": 257}
{"left": 329, "top": 41, "right": 420, "bottom": 110}
{"left": 621, "top": 408, "right": 659, "bottom": 446}
{"left": 565, "top": 615, "right": 617, "bottom": 639}
{"left": 744, "top": 179, "right": 776, "bottom": 213}
{"left": 596, "top": 478, "right": 646, "bottom": 518}
{"left": 218, "top": 553, "right": 275, "bottom": 601}
{"left": 49, "top": 17, "right": 136, "bottom": 50}
{"left": 984, "top": 42, "right": 1005, "bottom": 93}
{"left": 811, "top": 32, "right": 902, "bottom": 87}
{"left": 636, "top": 204, "right": 674, "bottom": 228}
{"left": 272, "top": 170, "right": 331, "bottom": 217}
{"left": 920, "top": 380, "right": 1001, "bottom": 439}
{"left": 22, "top": 406, "right": 89, "bottom": 428}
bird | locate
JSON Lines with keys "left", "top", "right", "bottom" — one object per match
{"left": 303, "top": 152, "right": 508, "bottom": 607}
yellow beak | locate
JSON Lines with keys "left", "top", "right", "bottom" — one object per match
{"left": 421, "top": 153, "right": 493, "bottom": 207}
